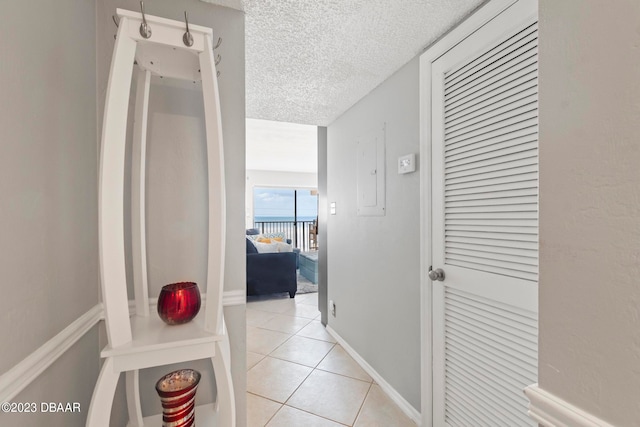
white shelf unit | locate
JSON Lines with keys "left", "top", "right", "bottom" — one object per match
{"left": 87, "top": 9, "right": 235, "bottom": 427}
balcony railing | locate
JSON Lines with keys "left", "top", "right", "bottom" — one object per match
{"left": 253, "top": 220, "right": 317, "bottom": 252}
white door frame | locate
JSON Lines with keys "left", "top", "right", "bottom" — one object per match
{"left": 418, "top": 1, "right": 520, "bottom": 425}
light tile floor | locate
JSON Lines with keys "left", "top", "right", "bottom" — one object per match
{"left": 246, "top": 292, "right": 417, "bottom": 427}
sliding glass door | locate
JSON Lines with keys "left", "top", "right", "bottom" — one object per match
{"left": 253, "top": 187, "right": 318, "bottom": 251}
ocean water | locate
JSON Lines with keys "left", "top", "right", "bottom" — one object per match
{"left": 254, "top": 216, "right": 316, "bottom": 222}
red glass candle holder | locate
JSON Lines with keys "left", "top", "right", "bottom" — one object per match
{"left": 157, "top": 282, "right": 201, "bottom": 325}
{"left": 156, "top": 369, "right": 201, "bottom": 427}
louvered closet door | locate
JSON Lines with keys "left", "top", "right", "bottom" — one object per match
{"left": 431, "top": 1, "right": 538, "bottom": 425}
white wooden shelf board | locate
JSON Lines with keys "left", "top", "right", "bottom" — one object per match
{"left": 102, "top": 314, "right": 222, "bottom": 358}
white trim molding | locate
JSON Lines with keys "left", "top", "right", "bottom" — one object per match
{"left": 326, "top": 325, "right": 421, "bottom": 425}
{"left": 0, "top": 289, "right": 246, "bottom": 403}
{"left": 524, "top": 384, "right": 615, "bottom": 427}
{"left": 0, "top": 304, "right": 104, "bottom": 402}
{"left": 222, "top": 290, "right": 247, "bottom": 306}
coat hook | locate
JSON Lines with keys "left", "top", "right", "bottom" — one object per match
{"left": 112, "top": 15, "right": 120, "bottom": 28}
{"left": 183, "top": 11, "right": 194, "bottom": 47}
{"left": 213, "top": 37, "right": 222, "bottom": 49}
{"left": 217, "top": 70, "right": 221, "bottom": 78}
{"left": 215, "top": 54, "right": 221, "bottom": 66}
{"left": 139, "top": 1, "right": 152, "bottom": 39}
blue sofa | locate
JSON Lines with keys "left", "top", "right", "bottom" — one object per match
{"left": 246, "top": 237, "right": 297, "bottom": 298}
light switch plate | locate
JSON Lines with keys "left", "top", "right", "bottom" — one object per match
{"left": 330, "top": 202, "right": 336, "bottom": 215}
{"left": 398, "top": 153, "right": 416, "bottom": 174}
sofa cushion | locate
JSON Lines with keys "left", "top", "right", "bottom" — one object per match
{"left": 254, "top": 241, "right": 279, "bottom": 253}
{"left": 246, "top": 237, "right": 258, "bottom": 254}
{"left": 255, "top": 238, "right": 292, "bottom": 253}
{"left": 246, "top": 251, "right": 297, "bottom": 298}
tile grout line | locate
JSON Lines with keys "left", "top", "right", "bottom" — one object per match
{"left": 260, "top": 323, "right": 337, "bottom": 371}
{"left": 273, "top": 322, "right": 366, "bottom": 425}
{"left": 251, "top": 316, "right": 314, "bottom": 335}
{"left": 265, "top": 323, "right": 338, "bottom": 425}
{"left": 280, "top": 403, "right": 351, "bottom": 426}
{"left": 314, "top": 366, "right": 373, "bottom": 384}
{"left": 247, "top": 390, "right": 282, "bottom": 406}
{"left": 253, "top": 343, "right": 377, "bottom": 383}
{"left": 294, "top": 336, "right": 336, "bottom": 344}
{"left": 351, "top": 381, "right": 374, "bottom": 427}
{"left": 279, "top": 351, "right": 349, "bottom": 427}
{"left": 246, "top": 391, "right": 282, "bottom": 426}
{"left": 250, "top": 295, "right": 396, "bottom": 425}
{"left": 250, "top": 309, "right": 319, "bottom": 321}
{"left": 261, "top": 400, "right": 283, "bottom": 426}
{"left": 248, "top": 293, "right": 340, "bottom": 425}
{"left": 247, "top": 307, "right": 326, "bottom": 371}
{"left": 280, "top": 360, "right": 316, "bottom": 411}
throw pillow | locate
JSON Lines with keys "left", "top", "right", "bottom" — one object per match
{"left": 254, "top": 241, "right": 279, "bottom": 253}
{"left": 274, "top": 241, "right": 293, "bottom": 252}
{"left": 248, "top": 232, "right": 287, "bottom": 241}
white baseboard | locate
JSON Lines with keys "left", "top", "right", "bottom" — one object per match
{"left": 326, "top": 325, "right": 422, "bottom": 425}
{"left": 0, "top": 304, "right": 104, "bottom": 402}
{"left": 524, "top": 384, "right": 615, "bottom": 427}
{"left": 222, "top": 290, "right": 247, "bottom": 306}
{"left": 1, "top": 290, "right": 246, "bottom": 403}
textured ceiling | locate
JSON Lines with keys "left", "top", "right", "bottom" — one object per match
{"left": 204, "top": 0, "right": 485, "bottom": 126}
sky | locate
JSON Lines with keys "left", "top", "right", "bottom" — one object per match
{"left": 253, "top": 188, "right": 318, "bottom": 219}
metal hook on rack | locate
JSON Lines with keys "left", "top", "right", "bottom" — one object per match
{"left": 139, "top": 1, "right": 152, "bottom": 39}
{"left": 112, "top": 15, "right": 120, "bottom": 38}
{"left": 217, "top": 70, "right": 221, "bottom": 78}
{"left": 183, "top": 11, "right": 194, "bottom": 47}
{"left": 213, "top": 37, "right": 222, "bottom": 50}
{"left": 215, "top": 54, "right": 222, "bottom": 66}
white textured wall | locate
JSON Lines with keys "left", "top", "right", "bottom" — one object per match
{"left": 538, "top": 1, "right": 640, "bottom": 424}
{"left": 327, "top": 57, "right": 421, "bottom": 411}
{"left": 97, "top": 1, "right": 247, "bottom": 425}
{"left": 0, "top": 0, "right": 100, "bottom": 425}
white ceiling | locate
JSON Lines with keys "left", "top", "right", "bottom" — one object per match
{"left": 202, "top": 0, "right": 484, "bottom": 126}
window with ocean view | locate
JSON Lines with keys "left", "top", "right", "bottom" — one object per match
{"left": 253, "top": 187, "right": 318, "bottom": 250}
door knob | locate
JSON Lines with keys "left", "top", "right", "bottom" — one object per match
{"left": 428, "top": 268, "right": 445, "bottom": 281}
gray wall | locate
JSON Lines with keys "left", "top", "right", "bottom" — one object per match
{"left": 0, "top": 0, "right": 100, "bottom": 425}
{"left": 0, "top": 0, "right": 245, "bottom": 424}
{"left": 538, "top": 1, "right": 640, "bottom": 424}
{"left": 95, "top": 1, "right": 247, "bottom": 425}
{"left": 326, "top": 58, "right": 421, "bottom": 411}
{"left": 317, "top": 127, "right": 328, "bottom": 325}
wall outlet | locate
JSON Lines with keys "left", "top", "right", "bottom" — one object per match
{"left": 329, "top": 300, "right": 336, "bottom": 317}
